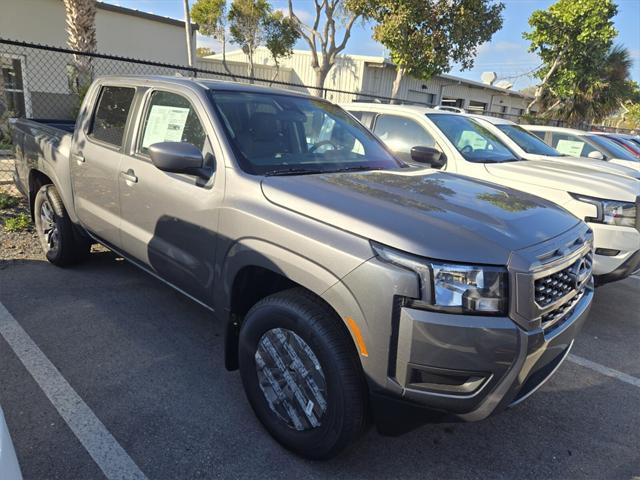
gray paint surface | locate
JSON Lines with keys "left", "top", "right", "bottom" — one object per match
{"left": 10, "top": 75, "right": 593, "bottom": 425}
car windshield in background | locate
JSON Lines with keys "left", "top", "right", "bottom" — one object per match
{"left": 426, "top": 114, "right": 518, "bottom": 163}
{"left": 496, "top": 124, "right": 561, "bottom": 156}
{"left": 589, "top": 134, "right": 639, "bottom": 161}
{"left": 208, "top": 90, "right": 402, "bottom": 175}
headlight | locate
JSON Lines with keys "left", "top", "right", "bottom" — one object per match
{"left": 372, "top": 243, "right": 508, "bottom": 315}
{"left": 571, "top": 194, "right": 637, "bottom": 228}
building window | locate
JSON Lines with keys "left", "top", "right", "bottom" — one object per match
{"left": 467, "top": 100, "right": 487, "bottom": 113}
{"left": 441, "top": 97, "right": 465, "bottom": 108}
{"left": 0, "top": 55, "right": 26, "bottom": 117}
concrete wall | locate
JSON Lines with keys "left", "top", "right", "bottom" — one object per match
{"left": 0, "top": 0, "right": 193, "bottom": 64}
{"left": 0, "top": 0, "right": 196, "bottom": 118}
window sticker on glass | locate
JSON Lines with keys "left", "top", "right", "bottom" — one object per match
{"left": 458, "top": 130, "right": 487, "bottom": 150}
{"left": 555, "top": 139, "right": 584, "bottom": 157}
{"left": 142, "top": 105, "right": 191, "bottom": 148}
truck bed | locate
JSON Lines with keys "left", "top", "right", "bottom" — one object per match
{"left": 10, "top": 117, "right": 75, "bottom": 203}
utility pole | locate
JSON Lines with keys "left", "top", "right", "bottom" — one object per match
{"left": 183, "top": 0, "right": 194, "bottom": 67}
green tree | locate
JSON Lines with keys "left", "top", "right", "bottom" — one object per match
{"left": 263, "top": 11, "right": 300, "bottom": 84}
{"left": 557, "top": 45, "right": 635, "bottom": 123}
{"left": 228, "top": 0, "right": 271, "bottom": 79}
{"left": 196, "top": 47, "right": 214, "bottom": 57}
{"left": 354, "top": 0, "right": 504, "bottom": 101}
{"left": 523, "top": 0, "right": 618, "bottom": 114}
{"left": 191, "top": 0, "right": 236, "bottom": 79}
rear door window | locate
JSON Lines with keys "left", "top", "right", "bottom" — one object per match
{"left": 551, "top": 133, "right": 598, "bottom": 157}
{"left": 89, "top": 86, "right": 136, "bottom": 148}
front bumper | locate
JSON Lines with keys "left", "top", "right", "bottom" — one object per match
{"left": 589, "top": 223, "right": 640, "bottom": 281}
{"left": 384, "top": 283, "right": 592, "bottom": 421}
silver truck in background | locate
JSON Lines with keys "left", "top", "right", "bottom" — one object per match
{"left": 11, "top": 76, "right": 593, "bottom": 459}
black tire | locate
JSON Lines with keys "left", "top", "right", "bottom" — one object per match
{"left": 238, "top": 288, "right": 368, "bottom": 460}
{"left": 33, "top": 184, "right": 90, "bottom": 266}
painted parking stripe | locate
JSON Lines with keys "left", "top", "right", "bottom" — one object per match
{"left": 567, "top": 354, "right": 640, "bottom": 389}
{"left": 0, "top": 302, "right": 148, "bottom": 480}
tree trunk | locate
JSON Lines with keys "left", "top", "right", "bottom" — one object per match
{"left": 526, "top": 55, "right": 562, "bottom": 115}
{"left": 391, "top": 67, "right": 405, "bottom": 103}
{"left": 220, "top": 38, "right": 237, "bottom": 82}
{"left": 247, "top": 48, "right": 255, "bottom": 84}
{"left": 313, "top": 66, "right": 331, "bottom": 98}
{"left": 63, "top": 0, "right": 96, "bottom": 97}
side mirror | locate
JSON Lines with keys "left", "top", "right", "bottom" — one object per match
{"left": 587, "top": 150, "right": 605, "bottom": 160}
{"left": 410, "top": 146, "right": 446, "bottom": 169}
{"left": 149, "top": 142, "right": 206, "bottom": 177}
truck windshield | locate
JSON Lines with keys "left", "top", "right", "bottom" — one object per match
{"left": 208, "top": 90, "right": 402, "bottom": 175}
{"left": 496, "top": 124, "right": 562, "bottom": 156}
{"left": 426, "top": 114, "right": 519, "bottom": 163}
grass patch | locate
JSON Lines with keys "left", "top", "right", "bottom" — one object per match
{"left": 0, "top": 142, "right": 12, "bottom": 150}
{"left": 0, "top": 192, "right": 20, "bottom": 209}
{"left": 3, "top": 213, "right": 31, "bottom": 232}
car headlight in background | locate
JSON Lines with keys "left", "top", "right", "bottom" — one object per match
{"left": 571, "top": 194, "right": 637, "bottom": 228}
{"left": 372, "top": 243, "right": 508, "bottom": 315}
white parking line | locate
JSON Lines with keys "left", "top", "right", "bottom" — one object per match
{"left": 567, "top": 354, "right": 640, "bottom": 389}
{"left": 0, "top": 302, "right": 148, "bottom": 480}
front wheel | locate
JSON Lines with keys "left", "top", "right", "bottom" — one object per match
{"left": 238, "top": 288, "right": 369, "bottom": 459}
{"left": 33, "top": 184, "right": 90, "bottom": 266}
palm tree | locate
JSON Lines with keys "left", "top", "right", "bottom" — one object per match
{"left": 548, "top": 45, "right": 634, "bottom": 124}
{"left": 63, "top": 0, "right": 97, "bottom": 96}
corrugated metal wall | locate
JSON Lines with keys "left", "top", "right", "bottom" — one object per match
{"left": 210, "top": 48, "right": 530, "bottom": 113}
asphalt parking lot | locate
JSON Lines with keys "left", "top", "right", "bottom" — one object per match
{"left": 0, "top": 253, "right": 639, "bottom": 480}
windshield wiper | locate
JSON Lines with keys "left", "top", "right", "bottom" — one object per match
{"left": 324, "top": 166, "right": 379, "bottom": 173}
{"left": 263, "top": 167, "right": 325, "bottom": 176}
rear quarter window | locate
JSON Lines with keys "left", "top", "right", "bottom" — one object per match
{"left": 89, "top": 86, "right": 136, "bottom": 147}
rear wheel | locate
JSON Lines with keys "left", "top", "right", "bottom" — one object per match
{"left": 33, "top": 185, "right": 90, "bottom": 266}
{"left": 238, "top": 288, "right": 368, "bottom": 459}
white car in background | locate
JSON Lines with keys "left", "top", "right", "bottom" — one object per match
{"left": 521, "top": 125, "right": 640, "bottom": 172}
{"left": 0, "top": 407, "right": 22, "bottom": 480}
{"left": 467, "top": 115, "right": 640, "bottom": 180}
{"left": 342, "top": 103, "right": 640, "bottom": 285}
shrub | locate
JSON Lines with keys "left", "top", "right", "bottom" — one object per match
{"left": 0, "top": 192, "right": 20, "bottom": 209}
{"left": 3, "top": 213, "right": 31, "bottom": 232}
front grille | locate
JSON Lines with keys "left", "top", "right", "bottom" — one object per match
{"left": 534, "top": 253, "right": 593, "bottom": 308}
{"left": 541, "top": 287, "right": 585, "bottom": 333}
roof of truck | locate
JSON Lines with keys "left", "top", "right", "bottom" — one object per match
{"left": 520, "top": 125, "right": 590, "bottom": 135}
{"left": 96, "top": 75, "right": 313, "bottom": 98}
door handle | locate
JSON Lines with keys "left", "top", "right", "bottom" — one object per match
{"left": 72, "top": 153, "right": 85, "bottom": 164}
{"left": 120, "top": 169, "right": 138, "bottom": 184}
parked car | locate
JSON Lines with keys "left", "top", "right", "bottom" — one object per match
{"left": 0, "top": 407, "right": 22, "bottom": 480}
{"left": 592, "top": 132, "right": 640, "bottom": 158}
{"left": 521, "top": 125, "right": 640, "bottom": 172}
{"left": 467, "top": 114, "right": 640, "bottom": 180}
{"left": 11, "top": 76, "right": 594, "bottom": 459}
{"left": 342, "top": 103, "right": 640, "bottom": 285}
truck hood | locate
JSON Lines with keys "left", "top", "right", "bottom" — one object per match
{"left": 485, "top": 159, "right": 640, "bottom": 201}
{"left": 525, "top": 154, "right": 640, "bottom": 180}
{"left": 261, "top": 169, "right": 579, "bottom": 265}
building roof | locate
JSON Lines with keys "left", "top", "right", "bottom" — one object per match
{"left": 97, "top": 1, "right": 197, "bottom": 29}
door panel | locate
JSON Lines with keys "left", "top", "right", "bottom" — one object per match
{"left": 118, "top": 90, "right": 221, "bottom": 306}
{"left": 70, "top": 85, "right": 136, "bottom": 246}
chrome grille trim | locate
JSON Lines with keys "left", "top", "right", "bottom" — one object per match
{"left": 534, "top": 252, "right": 593, "bottom": 308}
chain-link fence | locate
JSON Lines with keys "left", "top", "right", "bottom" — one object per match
{"left": 0, "top": 37, "right": 635, "bottom": 184}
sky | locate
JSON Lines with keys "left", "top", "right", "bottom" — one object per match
{"left": 105, "top": 0, "right": 640, "bottom": 90}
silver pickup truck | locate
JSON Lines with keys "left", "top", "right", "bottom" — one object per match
{"left": 10, "top": 76, "right": 594, "bottom": 459}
